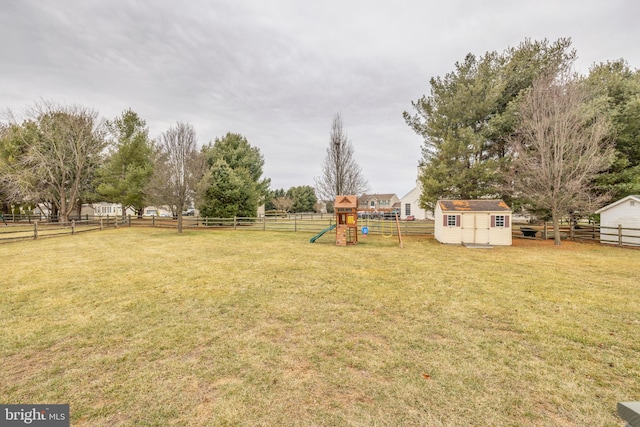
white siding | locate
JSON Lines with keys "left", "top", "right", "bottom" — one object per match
{"left": 399, "top": 167, "right": 431, "bottom": 220}
{"left": 598, "top": 196, "right": 640, "bottom": 245}
{"left": 434, "top": 204, "right": 463, "bottom": 244}
{"left": 488, "top": 217, "right": 513, "bottom": 246}
{"left": 440, "top": 218, "right": 462, "bottom": 243}
{"left": 433, "top": 203, "right": 444, "bottom": 242}
{"left": 434, "top": 203, "right": 512, "bottom": 245}
{"left": 399, "top": 186, "right": 429, "bottom": 220}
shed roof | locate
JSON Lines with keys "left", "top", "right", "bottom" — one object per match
{"left": 595, "top": 195, "right": 640, "bottom": 214}
{"left": 438, "top": 199, "right": 511, "bottom": 212}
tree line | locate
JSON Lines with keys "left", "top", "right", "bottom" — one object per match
{"left": 0, "top": 105, "right": 277, "bottom": 233}
{"left": 0, "top": 102, "right": 369, "bottom": 231}
{"left": 3, "top": 37, "right": 637, "bottom": 242}
{"left": 404, "top": 38, "right": 640, "bottom": 244}
{"left": 0, "top": 103, "right": 368, "bottom": 233}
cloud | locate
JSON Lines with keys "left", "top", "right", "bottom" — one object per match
{"left": 1, "top": 0, "right": 639, "bottom": 195}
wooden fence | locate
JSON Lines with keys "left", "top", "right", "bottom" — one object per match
{"left": 2, "top": 213, "right": 639, "bottom": 248}
{"left": 128, "top": 215, "right": 436, "bottom": 236}
{"left": 512, "top": 223, "right": 640, "bottom": 247}
{"left": 130, "top": 216, "right": 639, "bottom": 247}
{"left": 0, "top": 217, "right": 119, "bottom": 244}
{"left": 0, "top": 213, "right": 90, "bottom": 223}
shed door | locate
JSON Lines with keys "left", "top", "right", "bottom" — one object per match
{"left": 475, "top": 213, "right": 490, "bottom": 244}
{"left": 461, "top": 213, "right": 490, "bottom": 244}
{"left": 461, "top": 214, "right": 475, "bottom": 244}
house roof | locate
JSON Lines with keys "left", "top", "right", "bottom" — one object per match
{"left": 359, "top": 193, "right": 397, "bottom": 201}
{"left": 438, "top": 199, "right": 511, "bottom": 212}
{"left": 595, "top": 195, "right": 640, "bottom": 214}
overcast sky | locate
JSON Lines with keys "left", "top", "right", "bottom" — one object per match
{"left": 1, "top": 1, "right": 639, "bottom": 196}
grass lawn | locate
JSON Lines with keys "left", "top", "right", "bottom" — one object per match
{"left": 1, "top": 228, "right": 638, "bottom": 426}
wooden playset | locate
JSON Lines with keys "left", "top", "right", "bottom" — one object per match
{"left": 334, "top": 195, "right": 358, "bottom": 246}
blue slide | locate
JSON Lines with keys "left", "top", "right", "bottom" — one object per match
{"left": 309, "top": 224, "right": 336, "bottom": 243}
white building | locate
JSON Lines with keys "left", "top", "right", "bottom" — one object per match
{"left": 143, "top": 206, "right": 173, "bottom": 217}
{"left": 399, "top": 167, "right": 431, "bottom": 220}
{"left": 595, "top": 195, "right": 640, "bottom": 246}
{"left": 81, "top": 202, "right": 135, "bottom": 217}
{"left": 434, "top": 200, "right": 512, "bottom": 246}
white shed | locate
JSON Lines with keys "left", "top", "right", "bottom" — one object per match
{"left": 595, "top": 195, "right": 640, "bottom": 245}
{"left": 434, "top": 200, "right": 512, "bottom": 246}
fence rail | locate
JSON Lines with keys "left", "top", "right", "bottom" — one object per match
{"left": 512, "top": 223, "right": 640, "bottom": 247}
{"left": 0, "top": 217, "right": 119, "bottom": 244}
{"left": 0, "top": 213, "right": 96, "bottom": 223}
{"left": 2, "top": 213, "right": 639, "bottom": 248}
{"left": 128, "top": 215, "right": 436, "bottom": 236}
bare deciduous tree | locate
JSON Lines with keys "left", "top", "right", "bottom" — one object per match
{"left": 1, "top": 102, "right": 107, "bottom": 223}
{"left": 315, "top": 113, "right": 368, "bottom": 202}
{"left": 272, "top": 196, "right": 294, "bottom": 212}
{"left": 148, "top": 122, "right": 205, "bottom": 233}
{"left": 509, "top": 73, "right": 614, "bottom": 245}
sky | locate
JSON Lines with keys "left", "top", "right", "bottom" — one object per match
{"left": 1, "top": 0, "right": 639, "bottom": 197}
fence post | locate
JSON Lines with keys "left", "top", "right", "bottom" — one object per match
{"left": 295, "top": 217, "right": 297, "bottom": 232}
{"left": 234, "top": 216, "right": 237, "bottom": 230}
{"left": 115, "top": 216, "right": 118, "bottom": 229}
{"left": 100, "top": 218, "right": 103, "bottom": 231}
{"left": 128, "top": 215, "right": 131, "bottom": 227}
{"left": 543, "top": 222, "right": 548, "bottom": 240}
{"left": 33, "top": 222, "right": 38, "bottom": 240}
{"left": 618, "top": 224, "right": 623, "bottom": 246}
{"left": 570, "top": 222, "right": 575, "bottom": 240}
{"left": 71, "top": 220, "right": 75, "bottom": 235}
{"left": 263, "top": 217, "right": 266, "bottom": 231}
{"left": 152, "top": 215, "right": 156, "bottom": 227}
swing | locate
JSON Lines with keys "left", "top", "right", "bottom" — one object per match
{"left": 381, "top": 216, "right": 393, "bottom": 238}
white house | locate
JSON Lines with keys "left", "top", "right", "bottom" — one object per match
{"left": 434, "top": 199, "right": 512, "bottom": 246}
{"left": 399, "top": 186, "right": 429, "bottom": 220}
{"left": 358, "top": 193, "right": 400, "bottom": 217}
{"left": 595, "top": 195, "right": 640, "bottom": 245}
{"left": 399, "top": 167, "right": 432, "bottom": 220}
{"left": 81, "top": 202, "right": 135, "bottom": 218}
{"left": 143, "top": 205, "right": 173, "bottom": 217}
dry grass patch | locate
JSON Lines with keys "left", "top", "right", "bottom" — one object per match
{"left": 1, "top": 229, "right": 638, "bottom": 426}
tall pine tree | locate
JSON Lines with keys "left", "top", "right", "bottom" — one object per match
{"left": 96, "top": 109, "right": 154, "bottom": 217}
{"left": 199, "top": 133, "right": 270, "bottom": 218}
{"left": 404, "top": 38, "right": 575, "bottom": 210}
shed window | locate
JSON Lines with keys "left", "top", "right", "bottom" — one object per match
{"left": 405, "top": 203, "right": 411, "bottom": 215}
{"left": 491, "top": 215, "right": 509, "bottom": 228}
{"left": 443, "top": 214, "right": 460, "bottom": 227}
